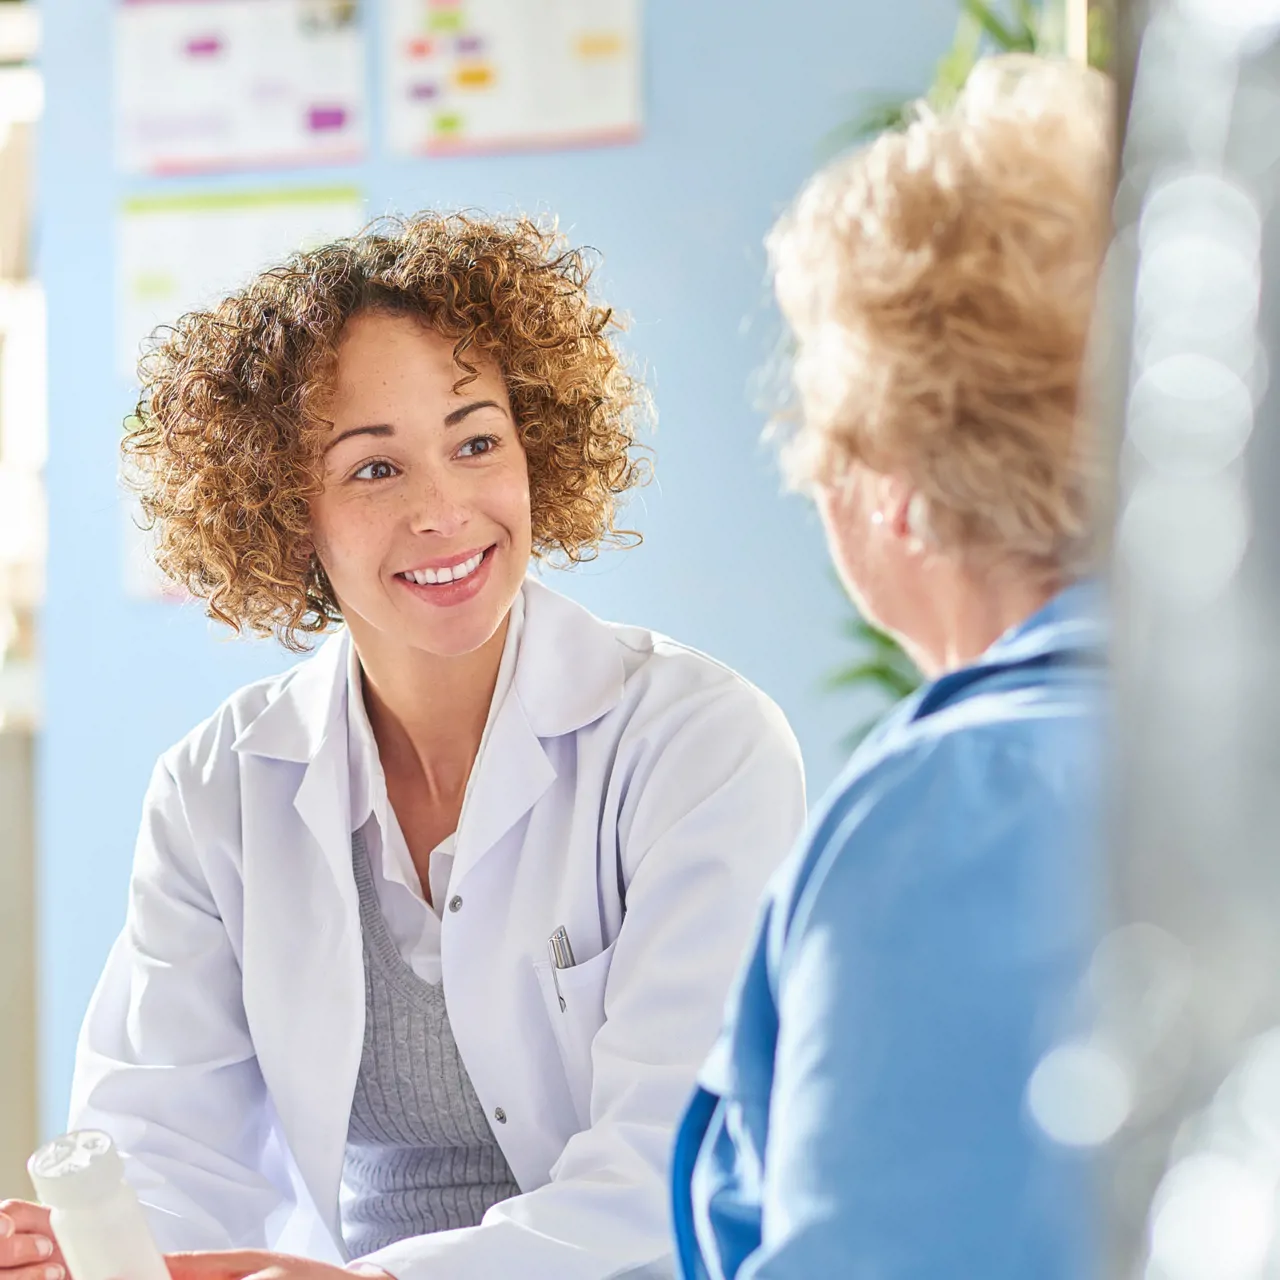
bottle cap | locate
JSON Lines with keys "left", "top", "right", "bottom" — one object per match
{"left": 27, "top": 1131, "right": 125, "bottom": 1210}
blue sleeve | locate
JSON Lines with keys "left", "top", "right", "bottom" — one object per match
{"left": 742, "top": 736, "right": 1096, "bottom": 1280}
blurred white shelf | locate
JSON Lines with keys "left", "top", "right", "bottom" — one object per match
{"left": 0, "top": 6, "right": 38, "bottom": 65}
{"left": 0, "top": 66, "right": 40, "bottom": 125}
{"left": 0, "top": 279, "right": 41, "bottom": 327}
{"left": 0, "top": 658, "right": 38, "bottom": 730}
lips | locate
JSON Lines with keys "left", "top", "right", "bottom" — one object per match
{"left": 396, "top": 546, "right": 488, "bottom": 587}
{"left": 393, "top": 544, "right": 497, "bottom": 608}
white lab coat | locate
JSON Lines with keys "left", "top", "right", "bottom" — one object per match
{"left": 69, "top": 578, "right": 806, "bottom": 1280}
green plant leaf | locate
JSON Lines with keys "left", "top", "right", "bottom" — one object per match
{"left": 961, "top": 0, "right": 1038, "bottom": 51}
{"left": 826, "top": 657, "right": 914, "bottom": 694}
{"left": 1012, "top": 0, "right": 1039, "bottom": 27}
{"left": 1088, "top": 4, "right": 1113, "bottom": 68}
{"left": 823, "top": 96, "right": 913, "bottom": 151}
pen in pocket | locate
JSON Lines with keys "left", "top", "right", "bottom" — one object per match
{"left": 548, "top": 925, "right": 575, "bottom": 1012}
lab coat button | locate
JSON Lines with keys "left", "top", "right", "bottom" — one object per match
{"left": 448, "top": 895, "right": 463, "bottom": 913}
{"left": 494, "top": 1107, "right": 507, "bottom": 1124}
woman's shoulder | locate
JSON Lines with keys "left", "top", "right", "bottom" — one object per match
{"left": 522, "top": 577, "right": 799, "bottom": 750}
{"left": 618, "top": 622, "right": 791, "bottom": 724}
{"left": 157, "top": 632, "right": 347, "bottom": 783}
{"left": 774, "top": 698, "right": 1102, "bottom": 948}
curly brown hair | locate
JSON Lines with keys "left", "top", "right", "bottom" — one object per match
{"left": 124, "top": 212, "right": 650, "bottom": 650}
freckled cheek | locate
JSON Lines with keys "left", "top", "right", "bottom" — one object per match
{"left": 482, "top": 465, "right": 533, "bottom": 539}
{"left": 309, "top": 495, "right": 398, "bottom": 578}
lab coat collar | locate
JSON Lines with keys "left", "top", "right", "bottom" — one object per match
{"left": 446, "top": 577, "right": 626, "bottom": 886}
{"left": 231, "top": 629, "right": 350, "bottom": 765}
{"left": 230, "top": 575, "right": 626, "bottom": 766}
{"left": 513, "top": 575, "right": 627, "bottom": 737}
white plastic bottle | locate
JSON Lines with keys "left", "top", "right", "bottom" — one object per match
{"left": 27, "top": 1130, "right": 170, "bottom": 1280}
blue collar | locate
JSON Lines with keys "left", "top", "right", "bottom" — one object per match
{"left": 909, "top": 579, "right": 1106, "bottom": 725}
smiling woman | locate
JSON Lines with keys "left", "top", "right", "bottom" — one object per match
{"left": 123, "top": 214, "right": 646, "bottom": 651}
{"left": 0, "top": 213, "right": 807, "bottom": 1280}
{"left": 310, "top": 312, "right": 535, "bottom": 667}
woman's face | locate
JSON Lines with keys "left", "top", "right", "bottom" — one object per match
{"left": 310, "top": 310, "right": 533, "bottom": 660}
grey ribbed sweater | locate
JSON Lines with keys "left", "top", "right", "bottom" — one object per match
{"left": 341, "top": 832, "right": 520, "bottom": 1257}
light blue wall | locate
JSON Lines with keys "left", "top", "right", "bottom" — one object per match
{"left": 37, "top": 0, "right": 954, "bottom": 1132}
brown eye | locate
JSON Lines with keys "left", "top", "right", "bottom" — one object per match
{"left": 353, "top": 460, "right": 397, "bottom": 481}
{"left": 458, "top": 435, "right": 498, "bottom": 458}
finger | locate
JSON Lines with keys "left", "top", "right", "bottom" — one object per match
{"left": 0, "top": 1235, "right": 58, "bottom": 1269}
{"left": 0, "top": 1210, "right": 48, "bottom": 1238}
{"left": 0, "top": 1266, "right": 63, "bottom": 1280}
{"left": 165, "top": 1252, "right": 272, "bottom": 1280}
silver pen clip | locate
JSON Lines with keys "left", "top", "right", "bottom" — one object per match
{"left": 547, "top": 926, "right": 575, "bottom": 1013}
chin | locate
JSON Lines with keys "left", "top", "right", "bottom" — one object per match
{"left": 410, "top": 615, "right": 507, "bottom": 660}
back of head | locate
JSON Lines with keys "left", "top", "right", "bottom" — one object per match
{"left": 770, "top": 54, "right": 1115, "bottom": 579}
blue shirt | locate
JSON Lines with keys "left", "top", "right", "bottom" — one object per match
{"left": 671, "top": 584, "right": 1106, "bottom": 1280}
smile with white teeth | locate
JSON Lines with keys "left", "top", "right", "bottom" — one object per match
{"left": 399, "top": 550, "right": 486, "bottom": 587}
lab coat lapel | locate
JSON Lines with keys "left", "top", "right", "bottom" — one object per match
{"left": 233, "top": 630, "right": 363, "bottom": 1249}
{"left": 234, "top": 629, "right": 359, "bottom": 886}
{"left": 283, "top": 728, "right": 363, "bottom": 1249}
{"left": 448, "top": 579, "right": 627, "bottom": 888}
{"left": 450, "top": 691, "right": 556, "bottom": 887}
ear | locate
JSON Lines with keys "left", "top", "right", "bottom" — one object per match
{"left": 872, "top": 473, "right": 916, "bottom": 541}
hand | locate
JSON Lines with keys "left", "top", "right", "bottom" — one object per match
{"left": 166, "top": 1252, "right": 393, "bottom": 1280}
{"left": 0, "top": 1202, "right": 66, "bottom": 1280}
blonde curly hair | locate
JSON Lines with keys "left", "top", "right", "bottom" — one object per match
{"left": 124, "top": 212, "right": 650, "bottom": 650}
{"left": 769, "top": 55, "right": 1114, "bottom": 576}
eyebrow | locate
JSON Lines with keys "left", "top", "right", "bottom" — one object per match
{"left": 324, "top": 401, "right": 505, "bottom": 454}
{"left": 323, "top": 424, "right": 393, "bottom": 455}
{"left": 443, "top": 399, "right": 504, "bottom": 428}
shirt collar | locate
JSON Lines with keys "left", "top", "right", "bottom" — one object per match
{"left": 907, "top": 577, "right": 1107, "bottom": 725}
{"left": 345, "top": 589, "right": 527, "bottom": 838}
{"left": 981, "top": 577, "right": 1107, "bottom": 668}
{"left": 232, "top": 574, "right": 623, "bottom": 763}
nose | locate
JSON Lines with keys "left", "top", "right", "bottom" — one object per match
{"left": 404, "top": 464, "right": 469, "bottom": 539}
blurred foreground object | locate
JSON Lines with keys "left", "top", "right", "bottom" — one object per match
{"left": 1106, "top": 0, "right": 1280, "bottom": 1275}
{"left": 0, "top": 0, "right": 40, "bottom": 1201}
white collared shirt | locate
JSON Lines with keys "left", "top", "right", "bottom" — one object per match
{"left": 344, "top": 595, "right": 525, "bottom": 984}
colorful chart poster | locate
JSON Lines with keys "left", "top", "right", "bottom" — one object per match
{"left": 116, "top": 185, "right": 364, "bottom": 380}
{"left": 114, "top": 0, "right": 367, "bottom": 175}
{"left": 385, "top": 0, "right": 641, "bottom": 156}
{"left": 117, "top": 186, "right": 364, "bottom": 601}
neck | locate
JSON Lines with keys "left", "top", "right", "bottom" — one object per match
{"left": 900, "top": 562, "right": 1061, "bottom": 679}
{"left": 352, "top": 614, "right": 511, "bottom": 806}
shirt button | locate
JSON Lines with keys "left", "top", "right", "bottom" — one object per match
{"left": 493, "top": 1107, "right": 507, "bottom": 1124}
{"left": 448, "top": 895, "right": 463, "bottom": 913}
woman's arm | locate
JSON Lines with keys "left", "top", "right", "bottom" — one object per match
{"left": 358, "top": 685, "right": 806, "bottom": 1280}
{"left": 69, "top": 756, "right": 288, "bottom": 1253}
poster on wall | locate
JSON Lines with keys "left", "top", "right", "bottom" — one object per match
{"left": 118, "top": 185, "right": 365, "bottom": 600}
{"left": 384, "top": 0, "right": 642, "bottom": 156}
{"left": 114, "top": 0, "right": 367, "bottom": 175}
{"left": 116, "top": 185, "right": 364, "bottom": 379}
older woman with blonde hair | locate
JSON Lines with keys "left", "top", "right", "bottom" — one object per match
{"left": 671, "top": 55, "right": 1113, "bottom": 1279}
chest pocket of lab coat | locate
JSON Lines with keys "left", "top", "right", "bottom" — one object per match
{"left": 533, "top": 938, "right": 617, "bottom": 1129}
